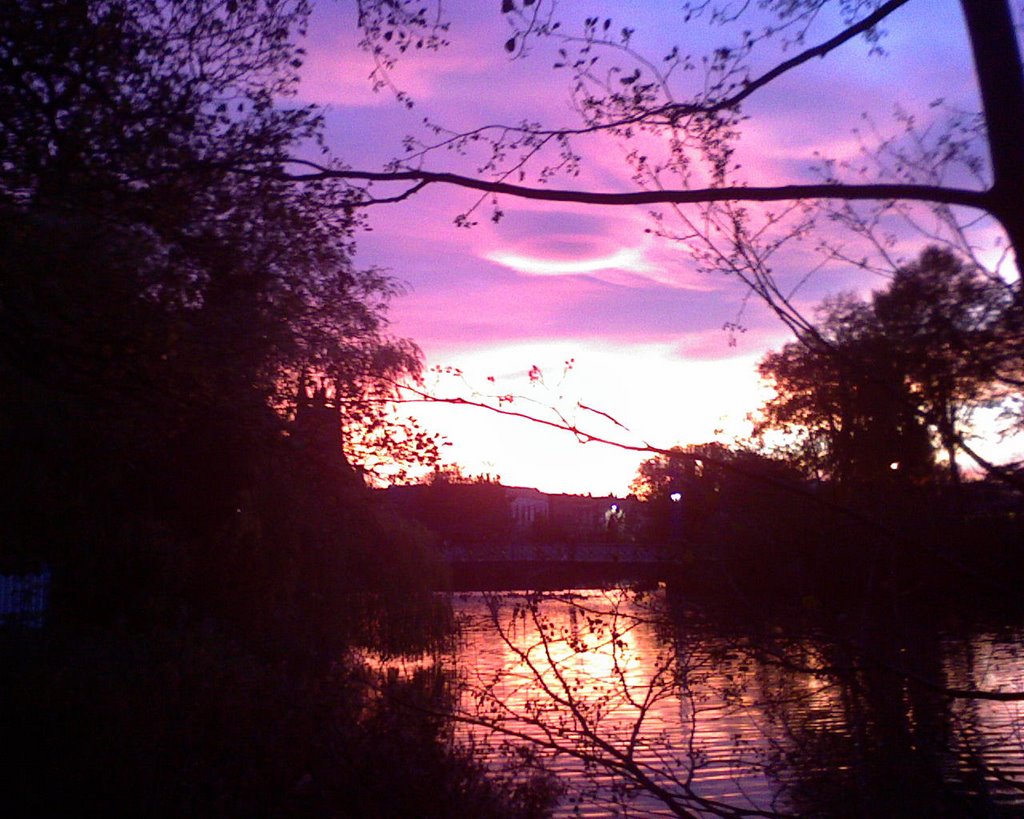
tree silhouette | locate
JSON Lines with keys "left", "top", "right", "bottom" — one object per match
{"left": 757, "top": 296, "right": 935, "bottom": 486}
{"left": 871, "top": 247, "right": 1021, "bottom": 484}
{"left": 755, "top": 247, "right": 1018, "bottom": 488}
{"left": 0, "top": 0, "right": 436, "bottom": 625}
{"left": 0, "top": 8, "right": 546, "bottom": 817}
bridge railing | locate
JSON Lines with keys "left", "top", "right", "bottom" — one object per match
{"left": 440, "top": 542, "right": 672, "bottom": 563}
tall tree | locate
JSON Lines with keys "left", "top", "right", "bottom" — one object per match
{"left": 871, "top": 247, "right": 1018, "bottom": 484}
{"left": 757, "top": 299, "right": 936, "bottom": 486}
{"left": 0, "top": 0, "right": 435, "bottom": 620}
{"left": 0, "top": 0, "right": 430, "bottom": 461}
{"left": 756, "top": 247, "right": 1018, "bottom": 487}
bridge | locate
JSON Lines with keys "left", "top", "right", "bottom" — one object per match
{"left": 438, "top": 541, "right": 679, "bottom": 591}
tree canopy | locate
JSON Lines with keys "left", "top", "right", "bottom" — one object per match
{"left": 0, "top": 0, "right": 418, "bottom": 417}
{"left": 0, "top": 0, "right": 440, "bottom": 629}
{"left": 756, "top": 246, "right": 1020, "bottom": 487}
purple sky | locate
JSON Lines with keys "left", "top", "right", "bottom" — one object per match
{"left": 296, "top": 0, "right": 1008, "bottom": 494}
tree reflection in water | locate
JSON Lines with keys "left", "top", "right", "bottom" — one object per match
{"left": 448, "top": 587, "right": 1024, "bottom": 817}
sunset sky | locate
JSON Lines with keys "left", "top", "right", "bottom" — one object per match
{"left": 297, "top": 0, "right": 1008, "bottom": 495}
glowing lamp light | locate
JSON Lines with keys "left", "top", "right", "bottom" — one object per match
{"left": 890, "top": 461, "right": 900, "bottom": 471}
{"left": 610, "top": 504, "right": 619, "bottom": 513}
{"left": 670, "top": 492, "right": 682, "bottom": 502}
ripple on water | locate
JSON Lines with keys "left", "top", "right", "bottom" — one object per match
{"left": 445, "top": 589, "right": 1024, "bottom": 817}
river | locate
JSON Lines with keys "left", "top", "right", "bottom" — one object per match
{"left": 440, "top": 586, "right": 1024, "bottom": 817}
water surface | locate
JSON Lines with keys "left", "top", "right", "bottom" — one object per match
{"left": 446, "top": 588, "right": 1024, "bottom": 817}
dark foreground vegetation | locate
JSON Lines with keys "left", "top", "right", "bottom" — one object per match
{"left": 0, "top": 2, "right": 554, "bottom": 816}
{"left": 1, "top": 621, "right": 555, "bottom": 819}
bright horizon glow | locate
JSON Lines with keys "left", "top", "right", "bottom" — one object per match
{"left": 395, "top": 341, "right": 773, "bottom": 495}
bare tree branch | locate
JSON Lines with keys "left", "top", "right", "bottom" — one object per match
{"left": 279, "top": 164, "right": 990, "bottom": 212}
{"left": 396, "top": 0, "right": 912, "bottom": 145}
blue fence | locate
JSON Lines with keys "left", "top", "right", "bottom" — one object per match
{"left": 0, "top": 566, "right": 51, "bottom": 629}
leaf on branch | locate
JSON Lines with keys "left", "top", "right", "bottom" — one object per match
{"left": 501, "top": 0, "right": 515, "bottom": 13}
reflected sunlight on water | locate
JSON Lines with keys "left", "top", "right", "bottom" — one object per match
{"left": 445, "top": 588, "right": 1024, "bottom": 817}
{"left": 451, "top": 589, "right": 782, "bottom": 816}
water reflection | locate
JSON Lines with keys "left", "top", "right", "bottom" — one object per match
{"left": 447, "top": 588, "right": 1024, "bottom": 817}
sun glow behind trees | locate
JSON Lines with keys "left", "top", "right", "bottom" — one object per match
{"left": 399, "top": 343, "right": 773, "bottom": 495}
